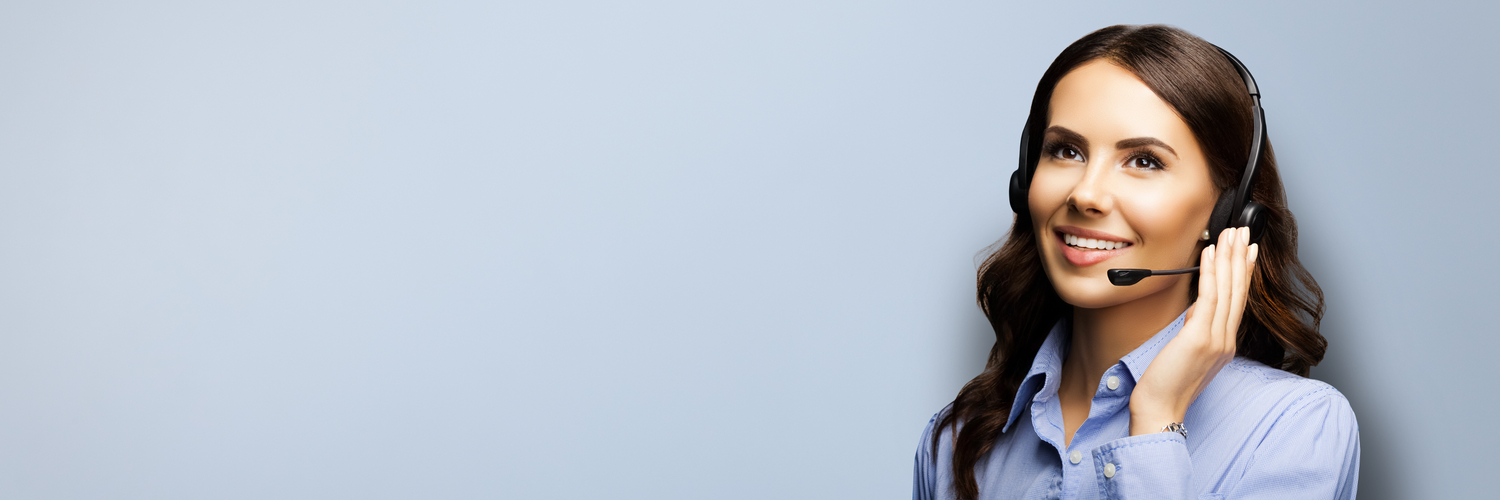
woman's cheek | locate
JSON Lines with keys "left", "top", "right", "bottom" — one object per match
{"left": 1027, "top": 170, "right": 1073, "bottom": 224}
{"left": 1121, "top": 187, "right": 1209, "bottom": 261}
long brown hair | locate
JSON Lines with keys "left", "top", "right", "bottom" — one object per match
{"left": 935, "top": 25, "right": 1326, "bottom": 500}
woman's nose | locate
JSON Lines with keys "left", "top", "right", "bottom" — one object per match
{"left": 1067, "top": 167, "right": 1114, "bottom": 217}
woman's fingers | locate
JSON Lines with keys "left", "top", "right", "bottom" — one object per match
{"left": 1225, "top": 227, "right": 1250, "bottom": 352}
{"left": 1187, "top": 245, "right": 1215, "bottom": 331}
{"left": 1212, "top": 228, "right": 1234, "bottom": 344}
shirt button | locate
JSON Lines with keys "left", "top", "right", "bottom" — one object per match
{"left": 1069, "top": 450, "right": 1082, "bottom": 464}
{"left": 1107, "top": 376, "right": 1120, "bottom": 390}
{"left": 1104, "top": 462, "right": 1116, "bottom": 478}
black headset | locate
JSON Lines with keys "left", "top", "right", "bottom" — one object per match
{"left": 1007, "top": 46, "right": 1269, "bottom": 245}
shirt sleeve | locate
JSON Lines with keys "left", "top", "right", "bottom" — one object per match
{"left": 912, "top": 412, "right": 940, "bottom": 500}
{"left": 1091, "top": 432, "right": 1192, "bottom": 500}
{"left": 1227, "top": 390, "right": 1360, "bottom": 500}
{"left": 1088, "top": 389, "right": 1360, "bottom": 500}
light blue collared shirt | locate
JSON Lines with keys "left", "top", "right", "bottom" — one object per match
{"left": 913, "top": 311, "right": 1360, "bottom": 499}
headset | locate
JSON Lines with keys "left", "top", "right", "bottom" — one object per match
{"left": 1006, "top": 46, "right": 1271, "bottom": 286}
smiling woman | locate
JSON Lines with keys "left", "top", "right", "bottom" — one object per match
{"left": 914, "top": 26, "right": 1358, "bottom": 500}
{"left": 1032, "top": 59, "right": 1219, "bottom": 309}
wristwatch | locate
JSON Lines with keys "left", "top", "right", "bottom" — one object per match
{"left": 1161, "top": 422, "right": 1188, "bottom": 440}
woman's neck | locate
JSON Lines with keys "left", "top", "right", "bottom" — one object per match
{"left": 1060, "top": 279, "right": 1192, "bottom": 401}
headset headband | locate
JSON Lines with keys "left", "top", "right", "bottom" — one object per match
{"left": 1213, "top": 46, "right": 1267, "bottom": 230}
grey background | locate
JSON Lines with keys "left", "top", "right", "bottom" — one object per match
{"left": 0, "top": 1, "right": 1493, "bottom": 498}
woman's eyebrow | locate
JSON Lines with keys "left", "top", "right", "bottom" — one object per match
{"left": 1044, "top": 126, "right": 1089, "bottom": 150}
{"left": 1115, "top": 137, "right": 1178, "bottom": 158}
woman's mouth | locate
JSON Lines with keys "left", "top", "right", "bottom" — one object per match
{"left": 1056, "top": 230, "right": 1133, "bottom": 267}
{"left": 1062, "top": 233, "right": 1130, "bottom": 250}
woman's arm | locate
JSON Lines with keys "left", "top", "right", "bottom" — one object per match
{"left": 1129, "top": 227, "right": 1255, "bottom": 436}
{"left": 1088, "top": 385, "right": 1359, "bottom": 499}
{"left": 1086, "top": 228, "right": 1358, "bottom": 499}
{"left": 912, "top": 411, "right": 943, "bottom": 500}
{"left": 914, "top": 228, "right": 1355, "bottom": 499}
{"left": 1229, "top": 390, "right": 1360, "bottom": 499}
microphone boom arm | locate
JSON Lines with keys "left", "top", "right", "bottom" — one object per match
{"left": 1107, "top": 266, "right": 1200, "bottom": 286}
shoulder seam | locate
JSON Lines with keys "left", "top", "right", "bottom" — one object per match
{"left": 1281, "top": 386, "right": 1343, "bottom": 421}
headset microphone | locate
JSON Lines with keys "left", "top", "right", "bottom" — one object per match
{"left": 1107, "top": 267, "right": 1198, "bottom": 286}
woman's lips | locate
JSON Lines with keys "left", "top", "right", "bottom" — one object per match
{"left": 1056, "top": 231, "right": 1133, "bottom": 267}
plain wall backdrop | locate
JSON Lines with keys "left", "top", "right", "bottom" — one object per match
{"left": 0, "top": 1, "right": 1494, "bottom": 498}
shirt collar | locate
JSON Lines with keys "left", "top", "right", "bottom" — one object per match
{"left": 1001, "top": 309, "right": 1189, "bottom": 433}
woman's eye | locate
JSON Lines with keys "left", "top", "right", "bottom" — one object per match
{"left": 1130, "top": 156, "right": 1162, "bottom": 170}
{"left": 1053, "top": 147, "right": 1083, "bottom": 162}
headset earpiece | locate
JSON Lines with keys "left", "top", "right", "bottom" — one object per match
{"left": 1238, "top": 200, "right": 1268, "bottom": 244}
{"left": 1010, "top": 121, "right": 1034, "bottom": 218}
{"left": 1008, "top": 169, "right": 1029, "bottom": 216}
{"left": 1207, "top": 188, "right": 1268, "bottom": 244}
{"left": 1208, "top": 188, "right": 1237, "bottom": 242}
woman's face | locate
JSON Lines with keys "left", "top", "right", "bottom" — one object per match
{"left": 1029, "top": 59, "right": 1219, "bottom": 309}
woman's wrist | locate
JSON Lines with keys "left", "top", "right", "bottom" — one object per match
{"left": 1129, "top": 404, "right": 1186, "bottom": 437}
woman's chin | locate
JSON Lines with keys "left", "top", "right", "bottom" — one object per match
{"left": 1052, "top": 272, "right": 1177, "bottom": 310}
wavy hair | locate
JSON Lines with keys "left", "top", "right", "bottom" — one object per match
{"left": 934, "top": 25, "right": 1327, "bottom": 500}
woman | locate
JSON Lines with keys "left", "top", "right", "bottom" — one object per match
{"left": 913, "top": 25, "right": 1359, "bottom": 499}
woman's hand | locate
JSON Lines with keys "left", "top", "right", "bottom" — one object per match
{"left": 1128, "top": 226, "right": 1258, "bottom": 437}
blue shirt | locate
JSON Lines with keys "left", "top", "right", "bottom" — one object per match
{"left": 913, "top": 311, "right": 1360, "bottom": 499}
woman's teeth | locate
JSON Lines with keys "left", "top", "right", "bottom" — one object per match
{"left": 1064, "top": 233, "right": 1130, "bottom": 250}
